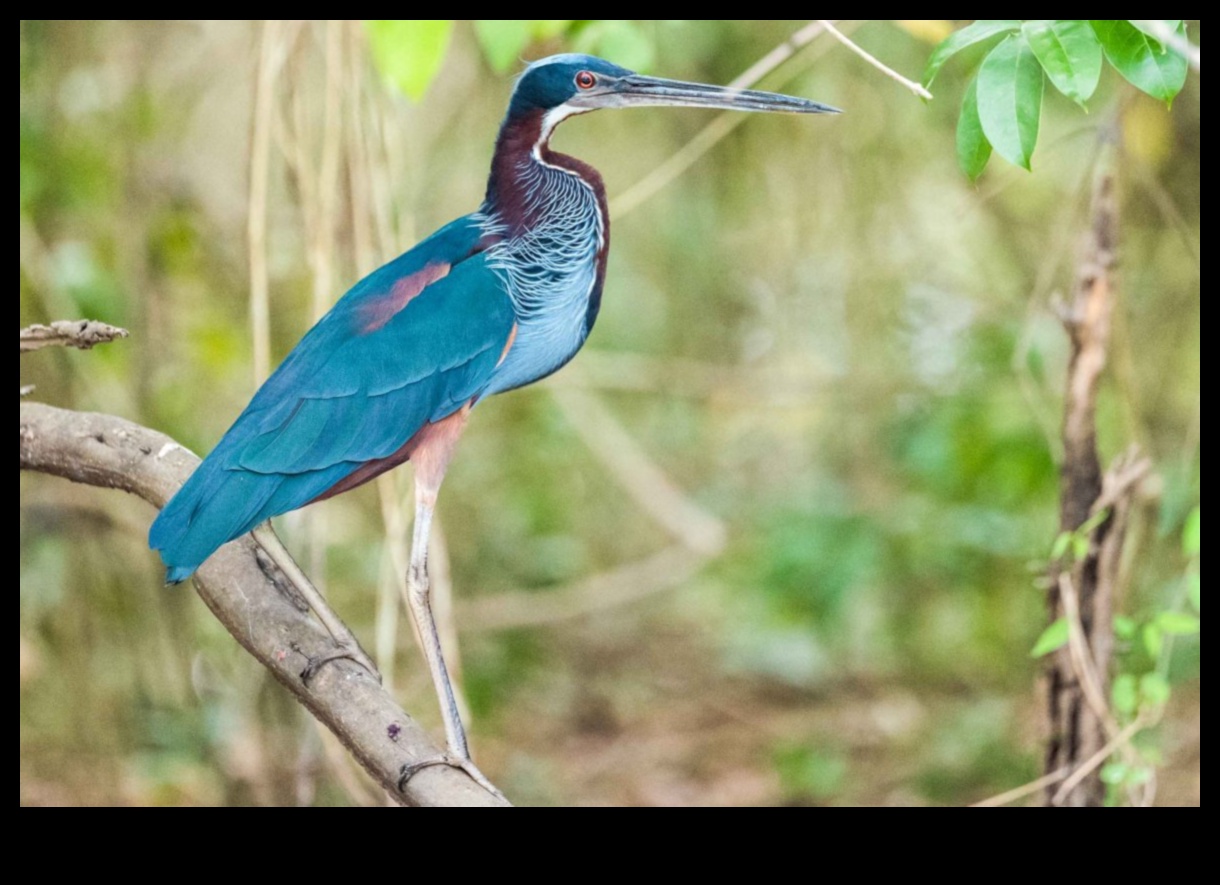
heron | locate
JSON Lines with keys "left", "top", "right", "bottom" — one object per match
{"left": 149, "top": 53, "right": 838, "bottom": 794}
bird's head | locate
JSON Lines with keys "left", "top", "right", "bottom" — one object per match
{"left": 508, "top": 53, "right": 840, "bottom": 125}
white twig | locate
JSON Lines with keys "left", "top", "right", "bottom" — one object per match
{"left": 817, "top": 20, "right": 934, "bottom": 99}
{"left": 970, "top": 768, "right": 1068, "bottom": 807}
{"left": 1051, "top": 714, "right": 1149, "bottom": 805}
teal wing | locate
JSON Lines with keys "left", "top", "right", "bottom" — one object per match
{"left": 149, "top": 216, "right": 514, "bottom": 580}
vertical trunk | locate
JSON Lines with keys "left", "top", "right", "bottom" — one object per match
{"left": 1043, "top": 131, "right": 1119, "bottom": 807}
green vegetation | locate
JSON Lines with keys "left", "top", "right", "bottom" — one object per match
{"left": 20, "top": 21, "right": 1198, "bottom": 806}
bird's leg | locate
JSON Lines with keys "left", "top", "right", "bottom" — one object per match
{"left": 252, "top": 523, "right": 379, "bottom": 681}
{"left": 400, "top": 491, "right": 502, "bottom": 799}
{"left": 404, "top": 497, "right": 469, "bottom": 756}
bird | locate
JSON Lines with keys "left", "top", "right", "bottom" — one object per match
{"left": 149, "top": 53, "right": 838, "bottom": 793}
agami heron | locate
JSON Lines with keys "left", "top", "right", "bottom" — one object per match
{"left": 150, "top": 54, "right": 838, "bottom": 793}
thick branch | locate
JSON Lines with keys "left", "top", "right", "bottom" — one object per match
{"left": 19, "top": 401, "right": 507, "bottom": 807}
{"left": 20, "top": 320, "right": 130, "bottom": 353}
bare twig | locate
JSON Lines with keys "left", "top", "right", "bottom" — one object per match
{"left": 1051, "top": 713, "right": 1149, "bottom": 806}
{"left": 20, "top": 320, "right": 129, "bottom": 353}
{"left": 1131, "top": 20, "right": 1200, "bottom": 72}
{"left": 818, "top": 20, "right": 933, "bottom": 99}
{"left": 610, "top": 20, "right": 853, "bottom": 219}
{"left": 19, "top": 401, "right": 508, "bottom": 807}
{"left": 970, "top": 767, "right": 1068, "bottom": 807}
{"left": 459, "top": 544, "right": 708, "bottom": 632}
{"left": 551, "top": 386, "right": 726, "bottom": 556}
{"left": 247, "top": 20, "right": 280, "bottom": 385}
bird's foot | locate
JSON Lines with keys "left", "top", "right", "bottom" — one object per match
{"left": 398, "top": 753, "right": 507, "bottom": 802}
{"left": 299, "top": 641, "right": 381, "bottom": 684}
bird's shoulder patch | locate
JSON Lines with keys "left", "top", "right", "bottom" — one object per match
{"left": 355, "top": 261, "right": 451, "bottom": 335}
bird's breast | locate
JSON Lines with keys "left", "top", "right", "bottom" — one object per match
{"left": 480, "top": 160, "right": 606, "bottom": 396}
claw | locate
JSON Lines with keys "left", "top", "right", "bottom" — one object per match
{"left": 398, "top": 753, "right": 507, "bottom": 802}
{"left": 298, "top": 642, "right": 381, "bottom": 684}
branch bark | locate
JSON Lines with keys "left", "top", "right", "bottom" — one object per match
{"left": 1043, "top": 131, "right": 1128, "bottom": 807}
{"left": 20, "top": 320, "right": 129, "bottom": 352}
{"left": 19, "top": 401, "right": 507, "bottom": 807}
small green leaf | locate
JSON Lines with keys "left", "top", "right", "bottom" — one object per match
{"left": 1051, "top": 531, "right": 1072, "bottom": 560}
{"left": 1139, "top": 671, "right": 1171, "bottom": 706}
{"left": 1071, "top": 533, "right": 1090, "bottom": 561}
{"left": 366, "top": 20, "right": 454, "bottom": 101}
{"left": 1031, "top": 617, "right": 1070, "bottom": 657}
{"left": 474, "top": 20, "right": 533, "bottom": 72}
{"left": 1111, "top": 673, "right": 1138, "bottom": 714}
{"left": 1092, "top": 20, "right": 1188, "bottom": 106}
{"left": 977, "top": 34, "right": 1044, "bottom": 171}
{"left": 923, "top": 20, "right": 1021, "bottom": 88}
{"left": 1022, "top": 20, "right": 1103, "bottom": 106}
{"left": 956, "top": 78, "right": 992, "bottom": 180}
{"left": 1100, "top": 761, "right": 1128, "bottom": 784}
{"left": 1155, "top": 611, "right": 1200, "bottom": 635}
{"left": 1113, "top": 615, "right": 1137, "bottom": 640}
{"left": 1183, "top": 505, "right": 1200, "bottom": 557}
{"left": 1078, "top": 506, "right": 1111, "bottom": 536}
{"left": 1142, "top": 622, "right": 1163, "bottom": 659}
{"left": 1188, "top": 572, "right": 1200, "bottom": 612}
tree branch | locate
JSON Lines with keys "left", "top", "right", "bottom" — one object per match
{"left": 1043, "top": 130, "right": 1121, "bottom": 807}
{"left": 817, "top": 20, "right": 934, "bottom": 100}
{"left": 19, "top": 401, "right": 508, "bottom": 807}
{"left": 20, "top": 320, "right": 129, "bottom": 353}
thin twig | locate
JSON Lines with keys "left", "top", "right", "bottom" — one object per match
{"left": 551, "top": 386, "right": 726, "bottom": 555}
{"left": 817, "top": 20, "right": 933, "bottom": 100}
{"left": 970, "top": 767, "right": 1068, "bottom": 807}
{"left": 610, "top": 20, "right": 853, "bottom": 219}
{"left": 458, "top": 544, "right": 708, "bottom": 632}
{"left": 20, "top": 320, "right": 129, "bottom": 353}
{"left": 1051, "top": 713, "right": 1149, "bottom": 806}
{"left": 247, "top": 20, "right": 280, "bottom": 385}
{"left": 1131, "top": 20, "right": 1200, "bottom": 72}
{"left": 1058, "top": 572, "right": 1118, "bottom": 738}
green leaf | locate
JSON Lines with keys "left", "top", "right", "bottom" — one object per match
{"left": 1071, "top": 533, "right": 1089, "bottom": 561}
{"left": 1113, "top": 615, "right": 1137, "bottom": 640}
{"left": 977, "top": 34, "right": 1044, "bottom": 171}
{"left": 1078, "top": 506, "right": 1111, "bottom": 537}
{"left": 1128, "top": 20, "right": 1184, "bottom": 40}
{"left": 1100, "top": 761, "right": 1128, "bottom": 784}
{"left": 1155, "top": 611, "right": 1200, "bottom": 635}
{"left": 474, "top": 20, "right": 533, "bottom": 72}
{"left": 1142, "top": 622, "right": 1163, "bottom": 659}
{"left": 1139, "top": 672, "right": 1171, "bottom": 706}
{"left": 956, "top": 78, "right": 992, "bottom": 180}
{"left": 365, "top": 20, "right": 454, "bottom": 101}
{"left": 923, "top": 20, "right": 1021, "bottom": 88}
{"left": 1188, "top": 572, "right": 1200, "bottom": 612}
{"left": 1111, "top": 673, "right": 1138, "bottom": 714}
{"left": 1031, "top": 617, "right": 1070, "bottom": 657}
{"left": 1183, "top": 505, "right": 1200, "bottom": 557}
{"left": 1022, "top": 21, "right": 1103, "bottom": 106}
{"left": 1051, "top": 531, "right": 1072, "bottom": 560}
{"left": 1091, "top": 20, "right": 1188, "bottom": 105}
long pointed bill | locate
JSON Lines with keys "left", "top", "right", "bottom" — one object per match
{"left": 582, "top": 74, "right": 840, "bottom": 114}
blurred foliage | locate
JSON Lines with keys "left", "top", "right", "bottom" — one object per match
{"left": 20, "top": 20, "right": 1198, "bottom": 806}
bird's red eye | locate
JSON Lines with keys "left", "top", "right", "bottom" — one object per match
{"left": 575, "top": 71, "right": 596, "bottom": 89}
